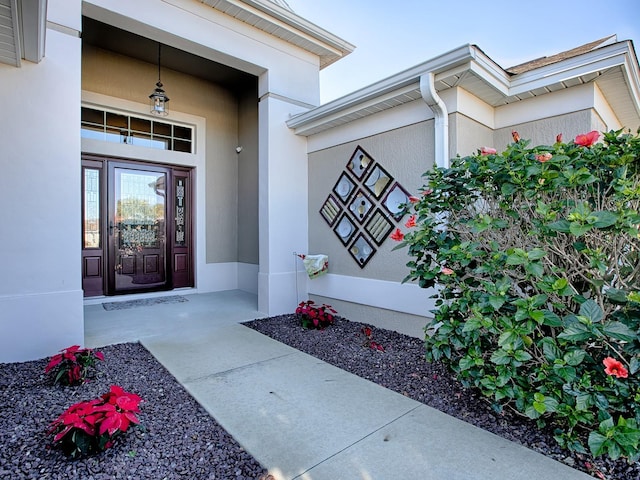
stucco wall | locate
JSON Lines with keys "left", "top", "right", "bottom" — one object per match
{"left": 238, "top": 89, "right": 259, "bottom": 265}
{"left": 308, "top": 122, "right": 434, "bottom": 282}
{"left": 0, "top": 24, "right": 84, "bottom": 362}
{"left": 82, "top": 45, "right": 242, "bottom": 264}
{"left": 450, "top": 113, "right": 493, "bottom": 158}
{"left": 494, "top": 110, "right": 601, "bottom": 150}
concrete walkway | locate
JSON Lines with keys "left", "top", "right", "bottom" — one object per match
{"left": 85, "top": 290, "right": 592, "bottom": 480}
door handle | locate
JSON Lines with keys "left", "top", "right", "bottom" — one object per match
{"left": 109, "top": 221, "right": 114, "bottom": 235}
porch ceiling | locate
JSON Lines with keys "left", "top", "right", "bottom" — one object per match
{"left": 82, "top": 17, "right": 257, "bottom": 94}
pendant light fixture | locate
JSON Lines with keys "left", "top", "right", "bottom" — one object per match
{"left": 149, "top": 43, "right": 169, "bottom": 116}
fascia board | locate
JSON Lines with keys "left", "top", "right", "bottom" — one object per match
{"left": 287, "top": 44, "right": 478, "bottom": 131}
{"left": 508, "top": 43, "right": 632, "bottom": 96}
{"left": 202, "top": 0, "right": 354, "bottom": 61}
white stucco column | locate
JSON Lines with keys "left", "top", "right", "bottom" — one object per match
{"left": 0, "top": 0, "right": 84, "bottom": 362}
{"left": 257, "top": 90, "right": 310, "bottom": 315}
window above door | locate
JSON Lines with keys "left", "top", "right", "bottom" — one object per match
{"left": 81, "top": 107, "right": 193, "bottom": 153}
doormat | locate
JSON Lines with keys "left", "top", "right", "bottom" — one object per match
{"left": 102, "top": 295, "right": 189, "bottom": 311}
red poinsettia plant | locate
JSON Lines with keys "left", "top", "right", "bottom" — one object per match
{"left": 48, "top": 385, "right": 142, "bottom": 458}
{"left": 45, "top": 345, "right": 105, "bottom": 386}
{"left": 295, "top": 300, "right": 337, "bottom": 329}
{"left": 361, "top": 327, "right": 385, "bottom": 351}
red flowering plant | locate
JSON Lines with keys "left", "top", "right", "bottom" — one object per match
{"left": 360, "top": 326, "right": 385, "bottom": 351}
{"left": 296, "top": 300, "right": 337, "bottom": 329}
{"left": 48, "top": 385, "right": 142, "bottom": 458}
{"left": 395, "top": 129, "right": 640, "bottom": 461}
{"left": 45, "top": 345, "right": 105, "bottom": 386}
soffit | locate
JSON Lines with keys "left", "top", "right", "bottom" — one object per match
{"left": 0, "top": 0, "right": 20, "bottom": 66}
{"left": 200, "top": 0, "right": 355, "bottom": 69}
{"left": 288, "top": 41, "right": 640, "bottom": 136}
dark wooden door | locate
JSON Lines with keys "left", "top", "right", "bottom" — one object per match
{"left": 108, "top": 163, "right": 170, "bottom": 294}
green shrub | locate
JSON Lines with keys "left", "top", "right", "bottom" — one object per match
{"left": 394, "top": 129, "right": 640, "bottom": 461}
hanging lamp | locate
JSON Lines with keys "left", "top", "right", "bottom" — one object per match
{"left": 149, "top": 43, "right": 169, "bottom": 116}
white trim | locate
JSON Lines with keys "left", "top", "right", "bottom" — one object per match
{"left": 307, "top": 273, "right": 437, "bottom": 318}
{"left": 306, "top": 100, "right": 433, "bottom": 153}
{"left": 593, "top": 83, "right": 622, "bottom": 130}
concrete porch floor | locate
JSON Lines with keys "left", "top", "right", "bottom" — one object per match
{"left": 84, "top": 290, "right": 592, "bottom": 480}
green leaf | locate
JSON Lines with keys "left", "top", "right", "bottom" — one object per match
{"left": 525, "top": 261, "right": 544, "bottom": 277}
{"left": 547, "top": 220, "right": 571, "bottom": 233}
{"left": 542, "top": 310, "right": 563, "bottom": 327}
{"left": 488, "top": 296, "right": 505, "bottom": 311}
{"left": 558, "top": 322, "right": 591, "bottom": 342}
{"left": 592, "top": 211, "right": 618, "bottom": 228}
{"left": 490, "top": 349, "right": 511, "bottom": 365}
{"left": 527, "top": 248, "right": 547, "bottom": 260}
{"left": 564, "top": 349, "right": 587, "bottom": 366}
{"left": 569, "top": 223, "right": 592, "bottom": 236}
{"left": 459, "top": 357, "right": 477, "bottom": 371}
{"left": 602, "top": 321, "right": 637, "bottom": 342}
{"left": 588, "top": 431, "right": 608, "bottom": 457}
{"left": 513, "top": 350, "right": 532, "bottom": 362}
{"left": 579, "top": 300, "right": 603, "bottom": 322}
{"left": 606, "top": 288, "right": 629, "bottom": 304}
{"left": 498, "top": 331, "right": 521, "bottom": 349}
{"left": 541, "top": 337, "right": 561, "bottom": 361}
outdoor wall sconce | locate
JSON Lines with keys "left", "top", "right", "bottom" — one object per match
{"left": 150, "top": 43, "right": 170, "bottom": 116}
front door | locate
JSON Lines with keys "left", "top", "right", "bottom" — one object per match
{"left": 81, "top": 156, "right": 193, "bottom": 296}
{"left": 110, "top": 163, "right": 169, "bottom": 293}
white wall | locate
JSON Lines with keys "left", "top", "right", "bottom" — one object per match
{"left": 0, "top": 10, "right": 83, "bottom": 362}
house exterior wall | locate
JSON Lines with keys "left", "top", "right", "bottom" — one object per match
{"left": 0, "top": 4, "right": 84, "bottom": 362}
{"left": 303, "top": 85, "right": 614, "bottom": 338}
{"left": 0, "top": 0, "right": 330, "bottom": 361}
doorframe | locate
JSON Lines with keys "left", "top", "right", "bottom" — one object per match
{"left": 82, "top": 154, "right": 194, "bottom": 296}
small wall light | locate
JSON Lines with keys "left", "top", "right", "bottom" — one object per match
{"left": 150, "top": 43, "right": 169, "bottom": 116}
{"left": 235, "top": 146, "right": 243, "bottom": 153}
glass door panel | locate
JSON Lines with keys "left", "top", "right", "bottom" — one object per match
{"left": 112, "top": 166, "right": 168, "bottom": 292}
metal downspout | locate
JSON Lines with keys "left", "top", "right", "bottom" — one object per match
{"left": 420, "top": 72, "right": 449, "bottom": 168}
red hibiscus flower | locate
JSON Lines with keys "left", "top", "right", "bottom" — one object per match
{"left": 441, "top": 267, "right": 454, "bottom": 275}
{"left": 390, "top": 228, "right": 404, "bottom": 241}
{"left": 408, "top": 196, "right": 420, "bottom": 203}
{"left": 512, "top": 131, "right": 521, "bottom": 143}
{"left": 481, "top": 147, "right": 497, "bottom": 156}
{"left": 603, "top": 357, "right": 628, "bottom": 378}
{"left": 574, "top": 130, "right": 600, "bottom": 147}
{"left": 536, "top": 152, "right": 552, "bottom": 163}
{"left": 556, "top": 133, "right": 563, "bottom": 143}
{"left": 405, "top": 215, "right": 416, "bottom": 228}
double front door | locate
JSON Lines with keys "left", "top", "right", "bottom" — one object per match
{"left": 82, "top": 156, "right": 193, "bottom": 296}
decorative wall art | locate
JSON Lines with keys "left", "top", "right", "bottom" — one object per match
{"left": 319, "top": 145, "right": 411, "bottom": 268}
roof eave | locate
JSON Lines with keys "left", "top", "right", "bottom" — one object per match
{"left": 201, "top": 0, "right": 355, "bottom": 69}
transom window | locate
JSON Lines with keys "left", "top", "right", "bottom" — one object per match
{"left": 81, "top": 107, "right": 193, "bottom": 153}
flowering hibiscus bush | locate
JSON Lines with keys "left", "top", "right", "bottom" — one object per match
{"left": 394, "top": 129, "right": 640, "bottom": 461}
{"left": 296, "top": 300, "right": 337, "bottom": 329}
{"left": 45, "top": 345, "right": 105, "bottom": 386}
{"left": 48, "top": 385, "right": 142, "bottom": 458}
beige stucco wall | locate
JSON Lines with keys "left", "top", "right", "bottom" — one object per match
{"left": 451, "top": 113, "right": 494, "bottom": 158}
{"left": 308, "top": 121, "right": 434, "bottom": 282}
{"left": 494, "top": 110, "right": 602, "bottom": 150}
{"left": 82, "top": 45, "right": 253, "bottom": 264}
{"left": 238, "top": 89, "right": 259, "bottom": 265}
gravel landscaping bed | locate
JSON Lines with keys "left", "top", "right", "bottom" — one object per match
{"left": 0, "top": 342, "right": 267, "bottom": 480}
{"left": 3, "top": 314, "right": 639, "bottom": 479}
{"left": 244, "top": 314, "right": 640, "bottom": 480}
